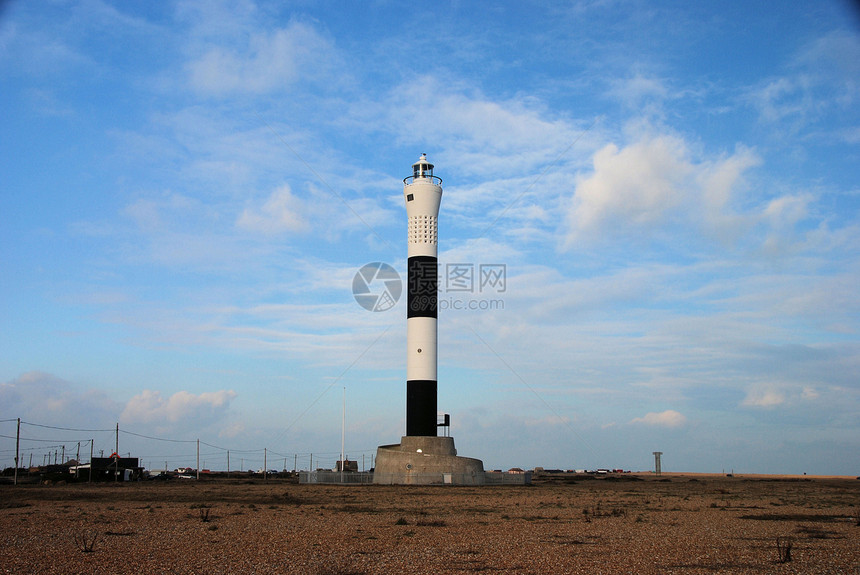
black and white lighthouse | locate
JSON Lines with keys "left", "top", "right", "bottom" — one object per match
{"left": 373, "top": 154, "right": 484, "bottom": 485}
{"left": 404, "top": 154, "right": 442, "bottom": 437}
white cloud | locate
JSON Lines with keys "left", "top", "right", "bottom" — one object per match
{"left": 795, "top": 31, "right": 860, "bottom": 81}
{"left": 741, "top": 385, "right": 786, "bottom": 408}
{"left": 763, "top": 194, "right": 809, "bottom": 226}
{"left": 748, "top": 77, "right": 807, "bottom": 124}
{"left": 607, "top": 73, "right": 670, "bottom": 110}
{"left": 745, "top": 31, "right": 860, "bottom": 132}
{"left": 741, "top": 383, "right": 826, "bottom": 410}
{"left": 697, "top": 146, "right": 761, "bottom": 241}
{"left": 186, "top": 20, "right": 336, "bottom": 95}
{"left": 629, "top": 410, "right": 687, "bottom": 428}
{"left": 561, "top": 130, "right": 827, "bottom": 254}
{"left": 376, "top": 76, "right": 587, "bottom": 179}
{"left": 120, "top": 389, "right": 237, "bottom": 424}
{"left": 566, "top": 134, "right": 693, "bottom": 241}
{"left": 760, "top": 194, "right": 813, "bottom": 255}
{"left": 218, "top": 422, "right": 245, "bottom": 438}
{"left": 236, "top": 184, "right": 309, "bottom": 234}
{"left": 123, "top": 193, "right": 200, "bottom": 231}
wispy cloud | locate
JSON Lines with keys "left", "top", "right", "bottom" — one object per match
{"left": 741, "top": 385, "right": 786, "bottom": 408}
{"left": 740, "top": 382, "right": 829, "bottom": 410}
{"left": 236, "top": 184, "right": 310, "bottom": 235}
{"left": 630, "top": 410, "right": 687, "bottom": 427}
{"left": 186, "top": 19, "right": 338, "bottom": 96}
{"left": 373, "top": 76, "right": 591, "bottom": 178}
{"left": 744, "top": 30, "right": 860, "bottom": 134}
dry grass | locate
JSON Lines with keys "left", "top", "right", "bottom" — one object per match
{"left": 1, "top": 473, "right": 858, "bottom": 574}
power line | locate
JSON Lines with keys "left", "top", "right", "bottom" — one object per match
{"left": 119, "top": 429, "right": 195, "bottom": 443}
{"left": 0, "top": 418, "right": 377, "bottom": 470}
{"left": 1, "top": 434, "right": 93, "bottom": 444}
{"left": 268, "top": 324, "right": 394, "bottom": 447}
{"left": 468, "top": 326, "right": 600, "bottom": 463}
{"left": 20, "top": 421, "right": 113, "bottom": 433}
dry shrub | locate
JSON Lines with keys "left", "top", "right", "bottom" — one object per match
{"left": 776, "top": 537, "right": 792, "bottom": 563}
{"left": 73, "top": 529, "right": 100, "bottom": 553}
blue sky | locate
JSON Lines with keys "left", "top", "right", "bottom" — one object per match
{"left": 2, "top": 1, "right": 859, "bottom": 475}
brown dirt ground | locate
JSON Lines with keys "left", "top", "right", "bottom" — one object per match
{"left": 1, "top": 473, "right": 858, "bottom": 574}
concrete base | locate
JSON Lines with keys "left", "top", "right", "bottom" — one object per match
{"left": 373, "top": 436, "right": 484, "bottom": 485}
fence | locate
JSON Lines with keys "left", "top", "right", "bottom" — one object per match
{"left": 299, "top": 471, "right": 374, "bottom": 484}
{"left": 299, "top": 470, "right": 532, "bottom": 485}
{"left": 483, "top": 471, "right": 532, "bottom": 485}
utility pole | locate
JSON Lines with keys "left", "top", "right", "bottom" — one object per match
{"left": 263, "top": 448, "right": 267, "bottom": 480}
{"left": 115, "top": 423, "right": 119, "bottom": 482}
{"left": 294, "top": 454, "right": 297, "bottom": 473}
{"left": 14, "top": 418, "right": 20, "bottom": 485}
{"left": 341, "top": 387, "right": 345, "bottom": 483}
{"left": 196, "top": 439, "right": 200, "bottom": 481}
{"left": 227, "top": 450, "right": 230, "bottom": 477}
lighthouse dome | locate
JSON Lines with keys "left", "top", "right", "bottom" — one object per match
{"left": 412, "top": 153, "right": 434, "bottom": 179}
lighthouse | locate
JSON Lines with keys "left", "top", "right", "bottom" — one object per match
{"left": 404, "top": 153, "right": 441, "bottom": 437}
{"left": 373, "top": 154, "right": 485, "bottom": 485}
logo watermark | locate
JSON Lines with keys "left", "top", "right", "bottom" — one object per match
{"left": 353, "top": 262, "right": 506, "bottom": 312}
{"left": 352, "top": 262, "right": 402, "bottom": 312}
{"left": 445, "top": 263, "right": 506, "bottom": 293}
{"left": 438, "top": 296, "right": 504, "bottom": 311}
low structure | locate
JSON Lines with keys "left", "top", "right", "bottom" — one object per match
{"left": 373, "top": 436, "right": 484, "bottom": 485}
{"left": 72, "top": 457, "right": 143, "bottom": 481}
{"left": 336, "top": 459, "right": 358, "bottom": 472}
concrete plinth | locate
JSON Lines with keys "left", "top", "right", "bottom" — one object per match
{"left": 373, "top": 436, "right": 484, "bottom": 485}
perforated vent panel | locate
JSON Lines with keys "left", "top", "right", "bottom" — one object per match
{"left": 408, "top": 215, "right": 438, "bottom": 245}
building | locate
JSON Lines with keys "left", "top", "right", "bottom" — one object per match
{"left": 72, "top": 457, "right": 143, "bottom": 481}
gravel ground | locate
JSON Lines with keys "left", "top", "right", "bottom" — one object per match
{"left": 1, "top": 474, "right": 858, "bottom": 574}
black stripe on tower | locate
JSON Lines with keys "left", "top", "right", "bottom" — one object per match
{"left": 406, "top": 380, "right": 437, "bottom": 436}
{"left": 407, "top": 256, "right": 438, "bottom": 318}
